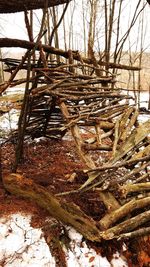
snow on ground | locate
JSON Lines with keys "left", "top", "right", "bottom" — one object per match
{"left": 66, "top": 228, "right": 128, "bottom": 267}
{"left": 0, "top": 213, "right": 128, "bottom": 267}
{"left": 0, "top": 89, "right": 148, "bottom": 266}
{"left": 0, "top": 214, "right": 54, "bottom": 267}
{"left": 0, "top": 109, "right": 19, "bottom": 131}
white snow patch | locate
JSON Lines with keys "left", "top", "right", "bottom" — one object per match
{"left": 0, "top": 214, "right": 129, "bottom": 267}
{"left": 0, "top": 109, "right": 19, "bottom": 131}
{"left": 111, "top": 252, "right": 128, "bottom": 267}
{"left": 66, "top": 227, "right": 128, "bottom": 267}
{"left": 0, "top": 214, "right": 55, "bottom": 267}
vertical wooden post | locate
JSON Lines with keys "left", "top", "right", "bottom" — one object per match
{"left": 13, "top": 53, "right": 31, "bottom": 171}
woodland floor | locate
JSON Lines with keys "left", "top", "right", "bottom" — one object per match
{"left": 1, "top": 136, "right": 150, "bottom": 267}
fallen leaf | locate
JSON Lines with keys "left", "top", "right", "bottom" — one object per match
{"left": 89, "top": 256, "right": 95, "bottom": 263}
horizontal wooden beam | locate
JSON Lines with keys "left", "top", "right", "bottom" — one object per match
{"left": 0, "top": 38, "right": 140, "bottom": 71}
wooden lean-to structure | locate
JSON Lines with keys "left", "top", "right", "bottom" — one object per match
{"left": 1, "top": 0, "right": 150, "bottom": 243}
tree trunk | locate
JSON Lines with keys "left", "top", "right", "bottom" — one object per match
{"left": 3, "top": 173, "right": 102, "bottom": 242}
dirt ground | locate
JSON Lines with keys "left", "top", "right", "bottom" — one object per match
{"left": 1, "top": 137, "right": 150, "bottom": 266}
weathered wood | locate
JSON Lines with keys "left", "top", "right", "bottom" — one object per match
{"left": 95, "top": 124, "right": 102, "bottom": 145}
{"left": 81, "top": 153, "right": 150, "bottom": 190}
{"left": 119, "top": 109, "right": 139, "bottom": 142}
{"left": 101, "top": 210, "right": 150, "bottom": 240}
{"left": 100, "top": 196, "right": 150, "bottom": 229}
{"left": 110, "top": 162, "right": 150, "bottom": 186}
{"left": 1, "top": 0, "right": 150, "bottom": 244}
{"left": 0, "top": 0, "right": 72, "bottom": 13}
{"left": 119, "top": 182, "right": 150, "bottom": 197}
{"left": 112, "top": 119, "right": 119, "bottom": 156}
{"left": 3, "top": 173, "right": 150, "bottom": 241}
{"left": 87, "top": 154, "right": 150, "bottom": 173}
{"left": 0, "top": 38, "right": 141, "bottom": 71}
{"left": 99, "top": 192, "right": 120, "bottom": 213}
{"left": 111, "top": 119, "right": 150, "bottom": 164}
{"left": 118, "top": 227, "right": 150, "bottom": 239}
{"left": 3, "top": 173, "right": 102, "bottom": 242}
{"left": 82, "top": 143, "right": 112, "bottom": 151}
{"left": 133, "top": 173, "right": 149, "bottom": 184}
{"left": 60, "top": 101, "right": 95, "bottom": 169}
{"left": 118, "top": 107, "right": 134, "bottom": 137}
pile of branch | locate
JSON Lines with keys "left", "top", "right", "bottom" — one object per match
{"left": 25, "top": 64, "right": 131, "bottom": 140}
{"left": 1, "top": 43, "right": 150, "bottom": 243}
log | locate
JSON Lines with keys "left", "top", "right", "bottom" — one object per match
{"left": 0, "top": 38, "right": 141, "bottom": 71}
{"left": 2, "top": 173, "right": 102, "bottom": 242}
{"left": 99, "top": 196, "right": 150, "bottom": 229}
{"left": 111, "top": 119, "right": 150, "bottom": 164}
{"left": 82, "top": 143, "right": 112, "bottom": 151}
{"left": 119, "top": 107, "right": 134, "bottom": 137}
{"left": 99, "top": 192, "right": 120, "bottom": 213}
{"left": 119, "top": 183, "right": 150, "bottom": 197}
{"left": 119, "top": 109, "right": 139, "bottom": 142}
{"left": 3, "top": 173, "right": 150, "bottom": 241}
{"left": 118, "top": 227, "right": 150, "bottom": 239}
{"left": 101, "top": 210, "right": 150, "bottom": 240}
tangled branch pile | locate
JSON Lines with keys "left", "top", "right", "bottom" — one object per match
{"left": 0, "top": 40, "right": 150, "bottom": 243}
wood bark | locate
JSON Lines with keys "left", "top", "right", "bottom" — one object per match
{"left": 0, "top": 38, "right": 140, "bottom": 71}
{"left": 110, "top": 119, "right": 150, "bottom": 164}
{"left": 101, "top": 210, "right": 150, "bottom": 240}
{"left": 100, "top": 196, "right": 150, "bottom": 229}
{"left": 3, "top": 173, "right": 150, "bottom": 241}
{"left": 0, "top": 0, "right": 72, "bottom": 13}
{"left": 3, "top": 173, "right": 102, "bottom": 242}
